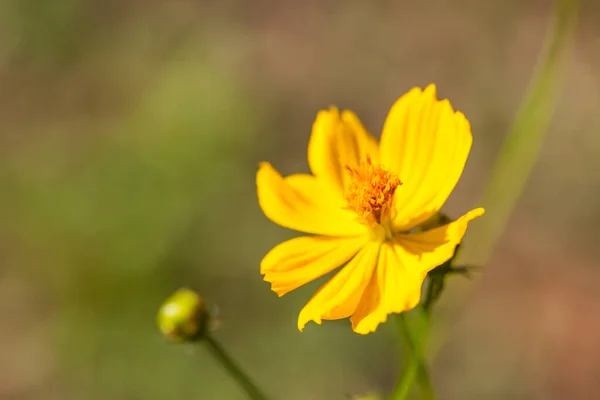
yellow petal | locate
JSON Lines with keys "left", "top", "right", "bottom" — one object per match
{"left": 350, "top": 207, "right": 484, "bottom": 334}
{"left": 341, "top": 110, "right": 379, "bottom": 164}
{"left": 397, "top": 207, "right": 485, "bottom": 271}
{"left": 308, "top": 107, "right": 379, "bottom": 193}
{"left": 379, "top": 84, "right": 474, "bottom": 231}
{"left": 350, "top": 242, "right": 425, "bottom": 335}
{"left": 257, "top": 162, "right": 367, "bottom": 236}
{"left": 297, "top": 242, "right": 380, "bottom": 331}
{"left": 262, "top": 235, "right": 367, "bottom": 296}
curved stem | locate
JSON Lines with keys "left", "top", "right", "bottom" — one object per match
{"left": 460, "top": 0, "right": 580, "bottom": 267}
{"left": 205, "top": 335, "right": 270, "bottom": 400}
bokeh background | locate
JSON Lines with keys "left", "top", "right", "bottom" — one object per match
{"left": 1, "top": 1, "right": 599, "bottom": 399}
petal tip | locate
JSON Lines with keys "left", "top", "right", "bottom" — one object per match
{"left": 256, "top": 161, "right": 276, "bottom": 177}
{"left": 257, "top": 161, "right": 270, "bottom": 169}
{"left": 351, "top": 322, "right": 375, "bottom": 335}
{"left": 298, "top": 312, "right": 323, "bottom": 332}
{"left": 470, "top": 207, "right": 486, "bottom": 219}
{"left": 351, "top": 314, "right": 385, "bottom": 335}
{"left": 424, "top": 83, "right": 437, "bottom": 96}
{"left": 316, "top": 106, "right": 340, "bottom": 118}
{"left": 297, "top": 319, "right": 308, "bottom": 332}
{"left": 256, "top": 162, "right": 281, "bottom": 199}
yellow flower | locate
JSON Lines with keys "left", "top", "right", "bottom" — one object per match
{"left": 256, "top": 84, "right": 484, "bottom": 334}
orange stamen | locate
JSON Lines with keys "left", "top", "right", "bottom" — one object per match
{"left": 344, "top": 157, "right": 402, "bottom": 223}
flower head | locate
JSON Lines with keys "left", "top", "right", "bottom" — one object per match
{"left": 257, "top": 84, "right": 484, "bottom": 334}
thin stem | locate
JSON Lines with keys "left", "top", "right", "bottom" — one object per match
{"left": 389, "top": 317, "right": 418, "bottom": 400}
{"left": 389, "top": 312, "right": 435, "bottom": 400}
{"left": 427, "top": 0, "right": 580, "bottom": 367}
{"left": 460, "top": 0, "right": 579, "bottom": 267}
{"left": 204, "top": 335, "right": 270, "bottom": 400}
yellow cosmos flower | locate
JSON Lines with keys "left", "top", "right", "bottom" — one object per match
{"left": 256, "top": 84, "right": 484, "bottom": 335}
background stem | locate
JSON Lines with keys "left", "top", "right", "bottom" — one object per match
{"left": 428, "top": 0, "right": 580, "bottom": 381}
{"left": 461, "top": 0, "right": 580, "bottom": 266}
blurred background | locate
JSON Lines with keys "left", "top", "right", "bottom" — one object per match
{"left": 0, "top": 1, "right": 599, "bottom": 399}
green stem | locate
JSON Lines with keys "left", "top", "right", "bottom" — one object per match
{"left": 205, "top": 335, "right": 270, "bottom": 400}
{"left": 390, "top": 311, "right": 435, "bottom": 400}
{"left": 424, "top": 0, "right": 580, "bottom": 382}
{"left": 460, "top": 0, "right": 579, "bottom": 266}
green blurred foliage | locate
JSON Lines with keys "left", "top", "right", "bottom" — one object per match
{"left": 2, "top": 61, "right": 262, "bottom": 398}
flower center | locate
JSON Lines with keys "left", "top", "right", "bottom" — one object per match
{"left": 344, "top": 157, "right": 402, "bottom": 224}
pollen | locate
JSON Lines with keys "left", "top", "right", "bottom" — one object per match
{"left": 344, "top": 157, "right": 402, "bottom": 223}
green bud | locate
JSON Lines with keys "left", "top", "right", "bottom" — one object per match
{"left": 157, "top": 288, "right": 209, "bottom": 342}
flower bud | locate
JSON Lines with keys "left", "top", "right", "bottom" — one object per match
{"left": 157, "top": 288, "right": 209, "bottom": 342}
